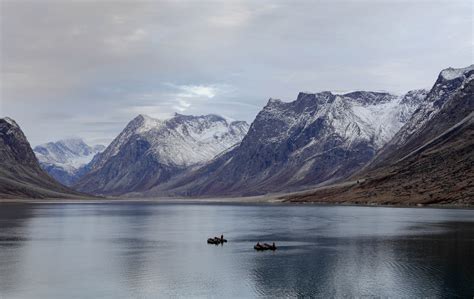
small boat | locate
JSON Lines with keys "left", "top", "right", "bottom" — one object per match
{"left": 254, "top": 242, "right": 277, "bottom": 251}
{"left": 263, "top": 243, "right": 277, "bottom": 250}
{"left": 207, "top": 236, "right": 227, "bottom": 245}
{"left": 207, "top": 238, "right": 217, "bottom": 244}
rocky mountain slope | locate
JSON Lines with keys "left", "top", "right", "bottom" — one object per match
{"left": 34, "top": 138, "right": 105, "bottom": 186}
{"left": 148, "top": 89, "right": 427, "bottom": 197}
{"left": 367, "top": 64, "right": 474, "bottom": 169}
{"left": 0, "top": 118, "right": 86, "bottom": 199}
{"left": 285, "top": 65, "right": 474, "bottom": 205}
{"left": 75, "top": 113, "right": 249, "bottom": 195}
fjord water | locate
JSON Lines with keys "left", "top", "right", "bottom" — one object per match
{"left": 0, "top": 203, "right": 473, "bottom": 298}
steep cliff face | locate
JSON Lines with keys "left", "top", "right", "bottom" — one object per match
{"left": 75, "top": 113, "right": 249, "bottom": 195}
{"left": 368, "top": 65, "right": 474, "bottom": 168}
{"left": 285, "top": 66, "right": 474, "bottom": 205}
{"left": 0, "top": 118, "right": 84, "bottom": 199}
{"left": 149, "top": 89, "right": 427, "bottom": 197}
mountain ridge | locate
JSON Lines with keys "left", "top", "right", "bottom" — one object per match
{"left": 285, "top": 65, "right": 474, "bottom": 205}
{"left": 142, "top": 88, "right": 427, "bottom": 197}
{"left": 75, "top": 113, "right": 249, "bottom": 195}
{"left": 365, "top": 64, "right": 474, "bottom": 170}
{"left": 0, "top": 117, "right": 87, "bottom": 199}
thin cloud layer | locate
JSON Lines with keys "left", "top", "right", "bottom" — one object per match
{"left": 1, "top": 0, "right": 472, "bottom": 145}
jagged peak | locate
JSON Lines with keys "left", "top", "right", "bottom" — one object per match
{"left": 343, "top": 90, "right": 392, "bottom": 98}
{"left": 265, "top": 89, "right": 399, "bottom": 112}
{"left": 171, "top": 113, "right": 233, "bottom": 126}
{"left": 130, "top": 113, "right": 245, "bottom": 133}
{"left": 36, "top": 137, "right": 90, "bottom": 149}
{"left": 297, "top": 91, "right": 334, "bottom": 98}
{"left": 173, "top": 112, "right": 224, "bottom": 120}
{"left": 439, "top": 64, "right": 474, "bottom": 81}
{"left": 267, "top": 98, "right": 283, "bottom": 105}
{"left": 293, "top": 92, "right": 335, "bottom": 108}
{"left": 341, "top": 90, "right": 396, "bottom": 105}
{"left": 134, "top": 113, "right": 156, "bottom": 122}
{"left": 124, "top": 114, "right": 163, "bottom": 134}
{"left": 127, "top": 114, "right": 153, "bottom": 127}
{"left": 58, "top": 137, "right": 88, "bottom": 147}
{"left": 1, "top": 117, "right": 19, "bottom": 129}
{"left": 60, "top": 137, "right": 84, "bottom": 142}
{"left": 298, "top": 91, "right": 315, "bottom": 96}
{"left": 266, "top": 92, "right": 337, "bottom": 109}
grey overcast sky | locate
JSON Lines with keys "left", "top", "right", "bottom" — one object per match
{"left": 1, "top": 0, "right": 472, "bottom": 146}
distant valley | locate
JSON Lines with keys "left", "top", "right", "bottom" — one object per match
{"left": 34, "top": 138, "right": 105, "bottom": 186}
{"left": 0, "top": 118, "right": 87, "bottom": 199}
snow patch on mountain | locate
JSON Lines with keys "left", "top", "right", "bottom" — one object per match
{"left": 348, "top": 91, "right": 427, "bottom": 148}
{"left": 265, "top": 90, "right": 427, "bottom": 151}
{"left": 34, "top": 138, "right": 105, "bottom": 174}
{"left": 257, "top": 90, "right": 426, "bottom": 149}
{"left": 135, "top": 114, "right": 164, "bottom": 133}
{"left": 440, "top": 65, "right": 474, "bottom": 81}
{"left": 143, "top": 114, "right": 249, "bottom": 166}
{"left": 3, "top": 117, "right": 19, "bottom": 128}
{"left": 90, "top": 113, "right": 250, "bottom": 171}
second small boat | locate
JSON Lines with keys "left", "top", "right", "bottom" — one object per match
{"left": 254, "top": 242, "right": 277, "bottom": 251}
{"left": 207, "top": 234, "right": 227, "bottom": 245}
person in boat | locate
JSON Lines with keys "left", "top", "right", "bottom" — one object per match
{"left": 221, "top": 234, "right": 224, "bottom": 242}
{"left": 272, "top": 242, "right": 275, "bottom": 249}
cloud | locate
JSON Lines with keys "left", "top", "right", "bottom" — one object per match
{"left": 174, "top": 84, "right": 217, "bottom": 99}
{"left": 173, "top": 100, "right": 191, "bottom": 112}
{"left": 1, "top": 0, "right": 472, "bottom": 146}
{"left": 103, "top": 28, "right": 149, "bottom": 54}
{"left": 127, "top": 84, "right": 229, "bottom": 115}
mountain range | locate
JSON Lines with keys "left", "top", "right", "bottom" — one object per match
{"left": 34, "top": 138, "right": 105, "bottom": 186}
{"left": 143, "top": 89, "right": 427, "bottom": 197}
{"left": 1, "top": 64, "right": 472, "bottom": 204}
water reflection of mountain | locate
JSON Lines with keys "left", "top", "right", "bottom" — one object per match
{"left": 247, "top": 221, "right": 474, "bottom": 297}
{"left": 0, "top": 203, "right": 35, "bottom": 295}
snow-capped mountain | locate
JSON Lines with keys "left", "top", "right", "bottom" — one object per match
{"left": 148, "top": 89, "right": 427, "bottom": 197}
{"left": 287, "top": 65, "right": 474, "bottom": 205}
{"left": 368, "top": 64, "right": 474, "bottom": 168}
{"left": 75, "top": 113, "right": 249, "bottom": 195}
{"left": 0, "top": 118, "right": 83, "bottom": 198}
{"left": 34, "top": 138, "right": 105, "bottom": 186}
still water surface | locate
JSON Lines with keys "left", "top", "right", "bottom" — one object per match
{"left": 0, "top": 202, "right": 473, "bottom": 298}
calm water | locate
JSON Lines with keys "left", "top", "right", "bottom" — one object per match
{"left": 0, "top": 202, "right": 473, "bottom": 298}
